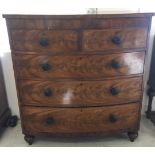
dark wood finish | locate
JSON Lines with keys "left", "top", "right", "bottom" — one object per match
{"left": 6, "top": 18, "right": 149, "bottom": 30}
{"left": 83, "top": 28, "right": 147, "bottom": 51}
{"left": 7, "top": 19, "right": 81, "bottom": 30}
{"left": 3, "top": 13, "right": 153, "bottom": 144}
{"left": 127, "top": 131, "right": 138, "bottom": 142}
{"left": 10, "top": 28, "right": 147, "bottom": 53}
{"left": 146, "top": 88, "right": 155, "bottom": 119}
{"left": 24, "top": 135, "right": 35, "bottom": 145}
{"left": 146, "top": 36, "right": 155, "bottom": 123}
{"left": 0, "top": 60, "right": 8, "bottom": 116}
{"left": 0, "top": 58, "right": 11, "bottom": 130}
{"left": 22, "top": 103, "right": 139, "bottom": 134}
{"left": 18, "top": 77, "right": 142, "bottom": 107}
{"left": 148, "top": 36, "right": 155, "bottom": 89}
{"left": 12, "top": 52, "right": 145, "bottom": 79}
{"left": 3, "top": 13, "right": 155, "bottom": 19}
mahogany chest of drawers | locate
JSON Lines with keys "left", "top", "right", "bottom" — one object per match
{"left": 3, "top": 13, "right": 153, "bottom": 145}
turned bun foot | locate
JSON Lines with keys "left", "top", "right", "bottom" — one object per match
{"left": 24, "top": 135, "right": 35, "bottom": 145}
{"left": 127, "top": 131, "right": 138, "bottom": 142}
{"left": 6, "top": 115, "right": 18, "bottom": 127}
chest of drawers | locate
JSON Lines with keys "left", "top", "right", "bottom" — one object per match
{"left": 3, "top": 13, "right": 153, "bottom": 145}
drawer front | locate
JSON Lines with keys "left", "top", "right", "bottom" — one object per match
{"left": 22, "top": 103, "right": 139, "bottom": 134}
{"left": 7, "top": 19, "right": 45, "bottom": 29}
{"left": 7, "top": 17, "right": 148, "bottom": 30}
{"left": 82, "top": 17, "right": 149, "bottom": 29}
{"left": 18, "top": 77, "right": 142, "bottom": 107}
{"left": 83, "top": 28, "right": 147, "bottom": 51}
{"left": 11, "top": 30, "right": 78, "bottom": 52}
{"left": 7, "top": 19, "right": 81, "bottom": 30}
{"left": 12, "top": 52, "right": 145, "bottom": 79}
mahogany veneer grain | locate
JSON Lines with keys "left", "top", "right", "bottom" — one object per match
{"left": 3, "top": 13, "right": 153, "bottom": 144}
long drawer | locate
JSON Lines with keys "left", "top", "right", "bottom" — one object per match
{"left": 18, "top": 77, "right": 142, "bottom": 107}
{"left": 10, "top": 28, "right": 147, "bottom": 53}
{"left": 21, "top": 103, "right": 139, "bottom": 134}
{"left": 7, "top": 17, "right": 149, "bottom": 30}
{"left": 12, "top": 52, "right": 145, "bottom": 79}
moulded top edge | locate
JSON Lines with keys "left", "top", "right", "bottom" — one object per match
{"left": 2, "top": 13, "right": 155, "bottom": 19}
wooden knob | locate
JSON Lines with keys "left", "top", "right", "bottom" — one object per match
{"left": 109, "top": 114, "right": 118, "bottom": 123}
{"left": 112, "top": 36, "right": 121, "bottom": 45}
{"left": 111, "top": 59, "right": 121, "bottom": 69}
{"left": 46, "top": 117, "right": 54, "bottom": 125}
{"left": 41, "top": 63, "right": 51, "bottom": 71}
{"left": 39, "top": 38, "right": 49, "bottom": 47}
{"left": 110, "top": 87, "right": 119, "bottom": 96}
{"left": 44, "top": 88, "right": 52, "bottom": 97}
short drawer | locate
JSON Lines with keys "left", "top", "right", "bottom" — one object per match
{"left": 21, "top": 103, "right": 140, "bottom": 134}
{"left": 12, "top": 52, "right": 145, "bottom": 79}
{"left": 18, "top": 77, "right": 142, "bottom": 107}
{"left": 82, "top": 17, "right": 149, "bottom": 29}
{"left": 10, "top": 30, "right": 78, "bottom": 53}
{"left": 83, "top": 28, "right": 147, "bottom": 51}
{"left": 7, "top": 19, "right": 81, "bottom": 30}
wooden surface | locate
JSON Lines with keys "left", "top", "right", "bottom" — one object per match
{"left": 148, "top": 36, "right": 155, "bottom": 89}
{"left": 6, "top": 17, "right": 149, "bottom": 30}
{"left": 22, "top": 103, "right": 139, "bottom": 134}
{"left": 18, "top": 77, "right": 142, "bottom": 107}
{"left": 3, "top": 13, "right": 155, "bottom": 19}
{"left": 0, "top": 59, "right": 8, "bottom": 116}
{"left": 12, "top": 52, "right": 145, "bottom": 79}
{"left": 3, "top": 14, "right": 152, "bottom": 141}
{"left": 146, "top": 37, "right": 155, "bottom": 123}
{"left": 0, "top": 58, "right": 11, "bottom": 130}
{"left": 83, "top": 28, "right": 147, "bottom": 51}
{"left": 11, "top": 30, "right": 78, "bottom": 52}
{"left": 10, "top": 28, "right": 147, "bottom": 52}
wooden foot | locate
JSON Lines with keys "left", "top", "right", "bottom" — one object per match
{"left": 6, "top": 115, "right": 18, "bottom": 127}
{"left": 24, "top": 135, "right": 35, "bottom": 145}
{"left": 127, "top": 131, "right": 138, "bottom": 142}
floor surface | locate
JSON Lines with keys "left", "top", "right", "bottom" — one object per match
{"left": 0, "top": 115, "right": 155, "bottom": 147}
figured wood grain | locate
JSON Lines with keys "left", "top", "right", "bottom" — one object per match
{"left": 12, "top": 52, "right": 145, "bottom": 79}
{"left": 82, "top": 18, "right": 149, "bottom": 29}
{"left": 6, "top": 18, "right": 149, "bottom": 30}
{"left": 83, "top": 28, "right": 147, "bottom": 51}
{"left": 22, "top": 103, "right": 139, "bottom": 134}
{"left": 10, "top": 28, "right": 147, "bottom": 53}
{"left": 3, "top": 13, "right": 153, "bottom": 140}
{"left": 11, "top": 30, "right": 78, "bottom": 52}
{"left": 18, "top": 77, "right": 142, "bottom": 107}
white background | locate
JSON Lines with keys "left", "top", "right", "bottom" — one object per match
{"left": 0, "top": 0, "right": 155, "bottom": 116}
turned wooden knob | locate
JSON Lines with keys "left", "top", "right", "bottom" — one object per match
{"left": 46, "top": 117, "right": 55, "bottom": 125}
{"left": 44, "top": 88, "right": 52, "bottom": 97}
{"left": 39, "top": 38, "right": 49, "bottom": 47}
{"left": 109, "top": 114, "right": 118, "bottom": 123}
{"left": 111, "top": 59, "right": 121, "bottom": 69}
{"left": 41, "top": 63, "right": 51, "bottom": 71}
{"left": 110, "top": 87, "right": 119, "bottom": 96}
{"left": 112, "top": 36, "right": 121, "bottom": 45}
